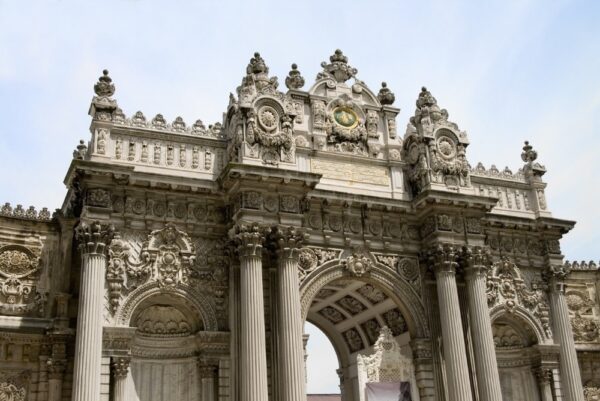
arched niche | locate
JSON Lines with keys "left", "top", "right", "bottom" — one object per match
{"left": 492, "top": 314, "right": 542, "bottom": 401}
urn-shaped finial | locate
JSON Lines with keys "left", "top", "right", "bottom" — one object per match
{"left": 94, "top": 69, "right": 115, "bottom": 97}
{"left": 285, "top": 63, "right": 305, "bottom": 90}
{"left": 377, "top": 82, "right": 395, "bottom": 105}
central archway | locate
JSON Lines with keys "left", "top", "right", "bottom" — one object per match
{"left": 300, "top": 258, "right": 428, "bottom": 401}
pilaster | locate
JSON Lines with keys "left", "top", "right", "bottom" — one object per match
{"left": 111, "top": 356, "right": 130, "bottom": 401}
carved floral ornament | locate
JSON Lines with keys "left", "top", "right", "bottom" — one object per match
{"left": 565, "top": 290, "right": 600, "bottom": 343}
{"left": 0, "top": 245, "right": 46, "bottom": 316}
{"left": 107, "top": 224, "right": 228, "bottom": 318}
{"left": 486, "top": 256, "right": 552, "bottom": 339}
{"left": 0, "top": 381, "right": 26, "bottom": 401}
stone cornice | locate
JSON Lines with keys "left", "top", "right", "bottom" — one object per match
{"left": 412, "top": 189, "right": 498, "bottom": 216}
{"left": 218, "top": 162, "right": 321, "bottom": 192}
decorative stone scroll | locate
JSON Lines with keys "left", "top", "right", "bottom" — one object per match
{"left": 487, "top": 257, "right": 551, "bottom": 339}
{"left": 0, "top": 245, "right": 45, "bottom": 316}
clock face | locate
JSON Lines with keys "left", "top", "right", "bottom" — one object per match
{"left": 333, "top": 107, "right": 359, "bottom": 129}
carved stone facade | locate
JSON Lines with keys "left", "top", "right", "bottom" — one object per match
{"left": 0, "top": 51, "right": 594, "bottom": 401}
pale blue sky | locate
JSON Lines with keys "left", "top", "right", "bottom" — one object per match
{"left": 1, "top": 0, "right": 599, "bottom": 394}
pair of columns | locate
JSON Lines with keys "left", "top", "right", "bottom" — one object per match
{"left": 430, "top": 244, "right": 584, "bottom": 401}
{"left": 233, "top": 224, "right": 306, "bottom": 401}
{"left": 429, "top": 244, "right": 498, "bottom": 401}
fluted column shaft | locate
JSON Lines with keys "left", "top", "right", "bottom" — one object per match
{"left": 547, "top": 267, "right": 584, "bottom": 401}
{"left": 200, "top": 365, "right": 217, "bottom": 401}
{"left": 236, "top": 225, "right": 269, "bottom": 401}
{"left": 274, "top": 227, "right": 306, "bottom": 401}
{"left": 71, "top": 221, "right": 112, "bottom": 401}
{"left": 464, "top": 248, "right": 503, "bottom": 401}
{"left": 112, "top": 357, "right": 130, "bottom": 401}
{"left": 431, "top": 245, "right": 473, "bottom": 401}
{"left": 534, "top": 368, "right": 554, "bottom": 401}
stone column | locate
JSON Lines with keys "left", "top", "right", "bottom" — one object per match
{"left": 112, "top": 357, "right": 130, "bottom": 401}
{"left": 546, "top": 265, "right": 585, "bottom": 401}
{"left": 271, "top": 226, "right": 306, "bottom": 401}
{"left": 199, "top": 364, "right": 217, "bottom": 401}
{"left": 71, "top": 221, "right": 113, "bottom": 401}
{"left": 429, "top": 244, "right": 473, "bottom": 401}
{"left": 463, "top": 247, "right": 503, "bottom": 401}
{"left": 47, "top": 359, "right": 66, "bottom": 401}
{"left": 534, "top": 367, "right": 554, "bottom": 401}
{"left": 233, "top": 224, "right": 269, "bottom": 401}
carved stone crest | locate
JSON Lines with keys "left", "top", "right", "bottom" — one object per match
{"left": 343, "top": 249, "right": 372, "bottom": 277}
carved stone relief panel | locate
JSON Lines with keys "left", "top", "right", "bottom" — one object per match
{"left": 0, "top": 245, "right": 46, "bottom": 316}
{"left": 566, "top": 287, "right": 600, "bottom": 343}
{"left": 486, "top": 257, "right": 551, "bottom": 339}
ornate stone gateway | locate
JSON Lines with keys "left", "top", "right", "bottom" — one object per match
{"left": 0, "top": 50, "right": 595, "bottom": 401}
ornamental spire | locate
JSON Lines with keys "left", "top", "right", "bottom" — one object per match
{"left": 89, "top": 68, "right": 118, "bottom": 119}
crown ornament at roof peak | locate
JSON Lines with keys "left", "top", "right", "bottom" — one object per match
{"left": 318, "top": 49, "right": 358, "bottom": 83}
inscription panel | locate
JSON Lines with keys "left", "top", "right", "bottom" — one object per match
{"left": 311, "top": 159, "right": 390, "bottom": 186}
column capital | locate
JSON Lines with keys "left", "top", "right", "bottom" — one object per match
{"left": 427, "top": 243, "right": 460, "bottom": 276}
{"left": 462, "top": 246, "right": 492, "bottom": 279}
{"left": 198, "top": 364, "right": 218, "bottom": 379}
{"left": 47, "top": 358, "right": 67, "bottom": 379}
{"left": 75, "top": 220, "right": 115, "bottom": 255}
{"left": 543, "top": 264, "right": 571, "bottom": 293}
{"left": 229, "top": 223, "right": 268, "bottom": 258}
{"left": 111, "top": 356, "right": 131, "bottom": 379}
{"left": 268, "top": 225, "right": 306, "bottom": 260}
{"left": 533, "top": 367, "right": 553, "bottom": 385}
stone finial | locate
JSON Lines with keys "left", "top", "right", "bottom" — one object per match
{"left": 247, "top": 52, "right": 269, "bottom": 75}
{"left": 94, "top": 69, "right": 115, "bottom": 97}
{"left": 521, "top": 140, "right": 538, "bottom": 164}
{"left": 416, "top": 86, "right": 438, "bottom": 108}
{"left": 318, "top": 49, "right": 358, "bottom": 83}
{"left": 285, "top": 63, "right": 305, "bottom": 90}
{"left": 73, "top": 140, "right": 87, "bottom": 160}
{"left": 377, "top": 82, "right": 395, "bottom": 105}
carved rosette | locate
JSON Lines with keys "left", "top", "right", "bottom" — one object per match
{"left": 76, "top": 221, "right": 114, "bottom": 255}
{"left": 0, "top": 245, "right": 45, "bottom": 316}
{"left": 297, "top": 247, "right": 342, "bottom": 281}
